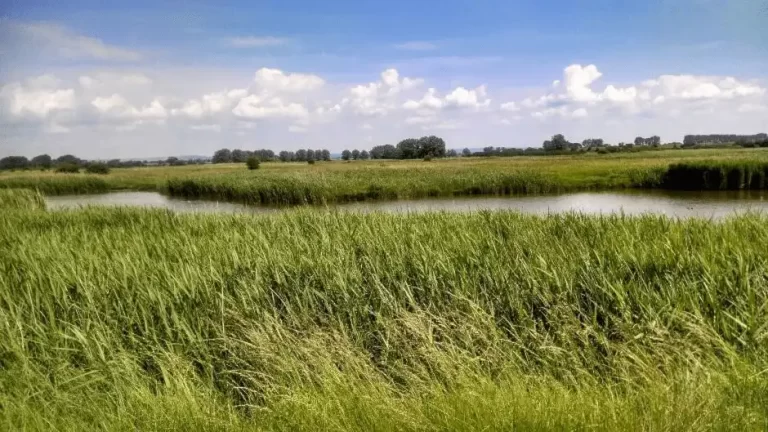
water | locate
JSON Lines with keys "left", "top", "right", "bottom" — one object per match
{"left": 45, "top": 190, "right": 768, "bottom": 219}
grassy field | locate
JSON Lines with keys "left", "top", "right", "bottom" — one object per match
{"left": 1, "top": 147, "right": 768, "bottom": 204}
{"left": 2, "top": 192, "right": 767, "bottom": 430}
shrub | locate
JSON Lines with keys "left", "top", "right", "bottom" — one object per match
{"left": 55, "top": 163, "right": 80, "bottom": 174}
{"left": 423, "top": 156, "right": 433, "bottom": 162}
{"left": 307, "top": 159, "right": 316, "bottom": 165}
{"left": 85, "top": 163, "right": 110, "bottom": 175}
{"left": 246, "top": 157, "right": 261, "bottom": 170}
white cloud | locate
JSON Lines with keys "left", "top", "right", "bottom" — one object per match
{"left": 563, "top": 64, "right": 602, "bottom": 102}
{"left": 288, "top": 125, "right": 308, "bottom": 133}
{"left": 7, "top": 21, "right": 142, "bottom": 61}
{"left": 172, "top": 90, "right": 245, "bottom": 119}
{"left": 253, "top": 68, "right": 325, "bottom": 92}
{"left": 500, "top": 101, "right": 520, "bottom": 112}
{"left": 347, "top": 68, "right": 424, "bottom": 116}
{"left": 444, "top": 85, "right": 490, "bottom": 109}
{"left": 403, "top": 88, "right": 444, "bottom": 112}
{"left": 232, "top": 95, "right": 308, "bottom": 120}
{"left": 1, "top": 80, "right": 76, "bottom": 118}
{"left": 226, "top": 36, "right": 289, "bottom": 47}
{"left": 91, "top": 94, "right": 168, "bottom": 122}
{"left": 602, "top": 85, "right": 638, "bottom": 103}
{"left": 394, "top": 41, "right": 437, "bottom": 51}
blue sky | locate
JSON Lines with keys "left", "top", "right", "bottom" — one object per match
{"left": 1, "top": 0, "right": 767, "bottom": 158}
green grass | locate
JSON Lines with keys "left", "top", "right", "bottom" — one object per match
{"left": 658, "top": 161, "right": 768, "bottom": 190}
{"left": 0, "top": 188, "right": 45, "bottom": 210}
{"left": 2, "top": 206, "right": 768, "bottom": 430}
{"left": 2, "top": 147, "right": 768, "bottom": 203}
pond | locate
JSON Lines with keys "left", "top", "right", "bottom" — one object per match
{"left": 45, "top": 190, "right": 768, "bottom": 219}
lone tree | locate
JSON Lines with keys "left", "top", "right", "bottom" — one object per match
{"left": 341, "top": 150, "right": 352, "bottom": 161}
{"left": 246, "top": 156, "right": 260, "bottom": 170}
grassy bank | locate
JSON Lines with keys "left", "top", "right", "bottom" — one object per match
{"left": 2, "top": 207, "right": 768, "bottom": 430}
{"left": 1, "top": 147, "right": 767, "bottom": 203}
{"left": 0, "top": 188, "right": 45, "bottom": 210}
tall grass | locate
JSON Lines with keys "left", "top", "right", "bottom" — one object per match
{"left": 2, "top": 208, "right": 767, "bottom": 430}
{"left": 0, "top": 188, "right": 45, "bottom": 210}
{"left": 0, "top": 175, "right": 109, "bottom": 195}
{"left": 660, "top": 161, "right": 768, "bottom": 190}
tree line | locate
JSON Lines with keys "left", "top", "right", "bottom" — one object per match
{"left": 212, "top": 148, "right": 332, "bottom": 163}
{"left": 683, "top": 134, "right": 768, "bottom": 147}
{"left": 0, "top": 154, "right": 210, "bottom": 171}
{"left": 347, "top": 136, "right": 449, "bottom": 160}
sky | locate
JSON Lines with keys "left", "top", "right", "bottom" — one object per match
{"left": 1, "top": 0, "right": 767, "bottom": 159}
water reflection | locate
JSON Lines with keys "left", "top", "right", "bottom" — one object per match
{"left": 45, "top": 190, "right": 768, "bottom": 219}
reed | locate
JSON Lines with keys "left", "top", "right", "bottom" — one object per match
{"left": 2, "top": 207, "right": 767, "bottom": 430}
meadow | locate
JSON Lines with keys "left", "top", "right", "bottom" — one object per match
{"left": 2, "top": 147, "right": 768, "bottom": 204}
{"left": 2, "top": 189, "right": 768, "bottom": 430}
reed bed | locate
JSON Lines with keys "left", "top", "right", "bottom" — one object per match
{"left": 2, "top": 207, "right": 767, "bottom": 430}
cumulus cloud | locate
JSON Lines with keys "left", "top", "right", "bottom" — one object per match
{"left": 444, "top": 85, "right": 491, "bottom": 109}
{"left": 92, "top": 94, "right": 167, "bottom": 120}
{"left": 4, "top": 21, "right": 142, "bottom": 61}
{"left": 252, "top": 68, "right": 325, "bottom": 92}
{"left": 232, "top": 95, "right": 308, "bottom": 120}
{"left": 2, "top": 62, "right": 766, "bottom": 156}
{"left": 402, "top": 84, "right": 490, "bottom": 114}
{"left": 347, "top": 68, "right": 424, "bottom": 115}
{"left": 1, "top": 84, "right": 76, "bottom": 118}
{"left": 506, "top": 64, "right": 767, "bottom": 122}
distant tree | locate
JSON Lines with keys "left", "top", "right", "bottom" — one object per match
{"left": 212, "top": 148, "right": 232, "bottom": 163}
{"left": 56, "top": 154, "right": 81, "bottom": 165}
{"left": 278, "top": 151, "right": 291, "bottom": 162}
{"left": 0, "top": 156, "right": 29, "bottom": 170}
{"left": 321, "top": 149, "right": 331, "bottom": 161}
{"left": 462, "top": 148, "right": 472, "bottom": 157}
{"left": 396, "top": 138, "right": 420, "bottom": 159}
{"left": 360, "top": 150, "right": 370, "bottom": 160}
{"left": 30, "top": 154, "right": 52, "bottom": 169}
{"left": 447, "top": 149, "right": 458, "bottom": 157}
{"left": 85, "top": 163, "right": 110, "bottom": 174}
{"left": 230, "top": 149, "right": 247, "bottom": 163}
{"left": 543, "top": 134, "right": 568, "bottom": 151}
{"left": 352, "top": 149, "right": 361, "bottom": 160}
{"left": 107, "top": 159, "right": 122, "bottom": 168}
{"left": 418, "top": 136, "right": 446, "bottom": 158}
{"left": 307, "top": 149, "right": 316, "bottom": 161}
{"left": 246, "top": 156, "right": 261, "bottom": 170}
{"left": 370, "top": 144, "right": 399, "bottom": 159}
{"left": 56, "top": 163, "right": 80, "bottom": 173}
{"left": 296, "top": 149, "right": 307, "bottom": 161}
{"left": 341, "top": 150, "right": 352, "bottom": 161}
{"left": 166, "top": 157, "right": 187, "bottom": 166}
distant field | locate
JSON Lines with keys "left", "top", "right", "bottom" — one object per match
{"left": 2, "top": 147, "right": 768, "bottom": 203}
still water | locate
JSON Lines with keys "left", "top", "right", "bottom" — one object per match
{"left": 45, "top": 190, "right": 768, "bottom": 219}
